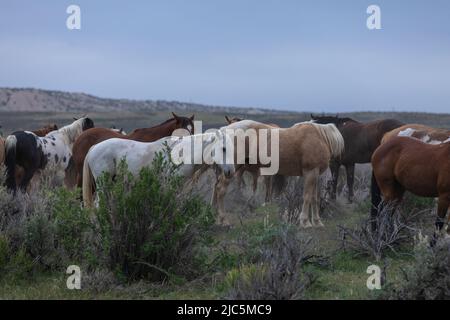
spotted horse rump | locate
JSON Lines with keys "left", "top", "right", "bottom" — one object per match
{"left": 4, "top": 117, "right": 94, "bottom": 192}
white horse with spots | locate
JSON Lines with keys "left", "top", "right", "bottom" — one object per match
{"left": 82, "top": 131, "right": 236, "bottom": 214}
{"left": 4, "top": 117, "right": 94, "bottom": 192}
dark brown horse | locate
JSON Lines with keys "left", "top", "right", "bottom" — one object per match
{"left": 371, "top": 136, "right": 450, "bottom": 236}
{"left": 311, "top": 115, "right": 404, "bottom": 203}
{"left": 68, "top": 113, "right": 195, "bottom": 188}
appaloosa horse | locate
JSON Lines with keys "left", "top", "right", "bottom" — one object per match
{"left": 69, "top": 113, "right": 195, "bottom": 189}
{"left": 4, "top": 117, "right": 94, "bottom": 192}
{"left": 311, "top": 115, "right": 404, "bottom": 203}
{"left": 371, "top": 136, "right": 450, "bottom": 237}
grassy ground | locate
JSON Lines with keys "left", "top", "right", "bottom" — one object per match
{"left": 0, "top": 185, "right": 423, "bottom": 300}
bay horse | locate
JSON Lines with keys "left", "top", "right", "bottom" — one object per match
{"left": 382, "top": 124, "right": 450, "bottom": 144}
{"left": 69, "top": 113, "right": 194, "bottom": 189}
{"left": 371, "top": 136, "right": 450, "bottom": 237}
{"left": 213, "top": 120, "right": 344, "bottom": 227}
{"left": 310, "top": 115, "right": 404, "bottom": 203}
{"left": 4, "top": 117, "right": 94, "bottom": 192}
{"left": 82, "top": 131, "right": 235, "bottom": 217}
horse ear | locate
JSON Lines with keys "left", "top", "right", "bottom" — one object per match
{"left": 172, "top": 112, "right": 180, "bottom": 122}
{"left": 190, "top": 114, "right": 195, "bottom": 121}
{"left": 73, "top": 117, "right": 78, "bottom": 121}
{"left": 225, "top": 116, "right": 232, "bottom": 124}
{"left": 310, "top": 114, "right": 316, "bottom": 120}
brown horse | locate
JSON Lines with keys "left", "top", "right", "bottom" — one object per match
{"left": 371, "top": 136, "right": 450, "bottom": 236}
{"left": 382, "top": 124, "right": 450, "bottom": 144}
{"left": 68, "top": 113, "right": 195, "bottom": 188}
{"left": 32, "top": 124, "right": 58, "bottom": 137}
{"left": 311, "top": 115, "right": 404, "bottom": 203}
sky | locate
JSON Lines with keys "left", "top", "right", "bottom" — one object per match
{"left": 1, "top": 0, "right": 449, "bottom": 113}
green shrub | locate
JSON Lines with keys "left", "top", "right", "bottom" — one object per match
{"left": 382, "top": 239, "right": 450, "bottom": 300}
{"left": 94, "top": 153, "right": 216, "bottom": 281}
{"left": 52, "top": 188, "right": 91, "bottom": 264}
{"left": 224, "top": 224, "right": 315, "bottom": 300}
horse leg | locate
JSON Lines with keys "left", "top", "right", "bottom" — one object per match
{"left": 264, "top": 175, "right": 273, "bottom": 204}
{"left": 345, "top": 163, "right": 355, "bottom": 203}
{"left": 310, "top": 169, "right": 324, "bottom": 227}
{"left": 435, "top": 195, "right": 450, "bottom": 238}
{"left": 329, "top": 160, "right": 340, "bottom": 200}
{"left": 213, "top": 174, "right": 232, "bottom": 226}
{"left": 18, "top": 167, "right": 36, "bottom": 192}
{"left": 300, "top": 170, "right": 315, "bottom": 228}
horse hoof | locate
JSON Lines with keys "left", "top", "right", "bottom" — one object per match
{"left": 313, "top": 220, "right": 325, "bottom": 228}
{"left": 300, "top": 220, "right": 313, "bottom": 228}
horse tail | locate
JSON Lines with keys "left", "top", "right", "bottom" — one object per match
{"left": 370, "top": 170, "right": 382, "bottom": 232}
{"left": 4, "top": 135, "right": 18, "bottom": 191}
{"left": 311, "top": 123, "right": 345, "bottom": 159}
{"left": 0, "top": 137, "right": 5, "bottom": 165}
{"left": 82, "top": 156, "right": 95, "bottom": 208}
{"left": 272, "top": 174, "right": 287, "bottom": 196}
{"left": 63, "top": 156, "right": 77, "bottom": 189}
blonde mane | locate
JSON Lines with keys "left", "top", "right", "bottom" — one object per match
{"left": 308, "top": 123, "right": 345, "bottom": 158}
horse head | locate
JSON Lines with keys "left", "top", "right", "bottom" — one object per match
{"left": 171, "top": 112, "right": 195, "bottom": 135}
{"left": 225, "top": 116, "right": 243, "bottom": 124}
{"left": 203, "top": 131, "right": 235, "bottom": 178}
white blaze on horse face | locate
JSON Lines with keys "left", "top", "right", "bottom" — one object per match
{"left": 259, "top": 129, "right": 279, "bottom": 176}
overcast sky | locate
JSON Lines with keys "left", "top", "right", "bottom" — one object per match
{"left": 1, "top": 0, "right": 449, "bottom": 112}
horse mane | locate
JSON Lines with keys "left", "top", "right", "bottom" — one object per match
{"left": 49, "top": 118, "right": 85, "bottom": 143}
{"left": 309, "top": 123, "right": 345, "bottom": 158}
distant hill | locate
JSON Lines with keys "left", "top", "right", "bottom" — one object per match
{"left": 0, "top": 87, "right": 283, "bottom": 115}
{"left": 1, "top": 87, "right": 449, "bottom": 135}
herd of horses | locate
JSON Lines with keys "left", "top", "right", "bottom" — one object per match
{"left": 0, "top": 113, "right": 449, "bottom": 239}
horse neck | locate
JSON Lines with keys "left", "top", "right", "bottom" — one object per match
{"left": 128, "top": 119, "right": 177, "bottom": 140}
{"left": 53, "top": 122, "right": 82, "bottom": 145}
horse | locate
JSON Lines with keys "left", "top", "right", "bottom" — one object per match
{"left": 213, "top": 120, "right": 344, "bottom": 227}
{"left": 69, "top": 113, "right": 195, "bottom": 189}
{"left": 371, "top": 136, "right": 450, "bottom": 237}
{"left": 382, "top": 124, "right": 450, "bottom": 144}
{"left": 310, "top": 114, "right": 404, "bottom": 203}
{"left": 219, "top": 116, "right": 283, "bottom": 204}
{"left": 4, "top": 117, "right": 94, "bottom": 192}
{"left": 32, "top": 124, "right": 58, "bottom": 137}
{"left": 82, "top": 131, "right": 235, "bottom": 217}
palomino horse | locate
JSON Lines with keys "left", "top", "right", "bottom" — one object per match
{"left": 4, "top": 117, "right": 94, "bottom": 192}
{"left": 82, "top": 131, "right": 235, "bottom": 215}
{"left": 213, "top": 120, "right": 344, "bottom": 227}
{"left": 69, "top": 113, "right": 194, "bottom": 189}
{"left": 371, "top": 136, "right": 450, "bottom": 236}
{"left": 382, "top": 124, "right": 450, "bottom": 144}
{"left": 310, "top": 115, "right": 403, "bottom": 203}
